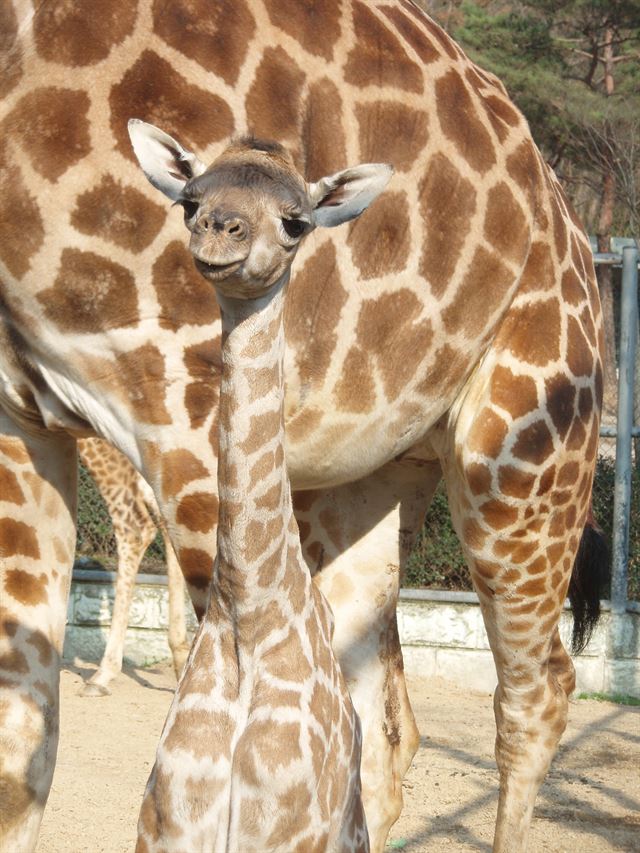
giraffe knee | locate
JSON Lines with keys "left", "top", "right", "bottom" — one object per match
{"left": 549, "top": 634, "right": 576, "bottom": 697}
{"left": 494, "top": 674, "right": 568, "bottom": 782}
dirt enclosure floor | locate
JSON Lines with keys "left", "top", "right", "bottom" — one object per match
{"left": 37, "top": 663, "right": 639, "bottom": 852}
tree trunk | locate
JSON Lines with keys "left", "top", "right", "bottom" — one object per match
{"left": 596, "top": 30, "right": 618, "bottom": 424}
{"left": 597, "top": 187, "right": 618, "bottom": 423}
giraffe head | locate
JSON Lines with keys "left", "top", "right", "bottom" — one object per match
{"left": 128, "top": 120, "right": 393, "bottom": 299}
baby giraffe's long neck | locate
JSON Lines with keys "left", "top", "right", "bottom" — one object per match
{"left": 213, "top": 278, "right": 304, "bottom": 631}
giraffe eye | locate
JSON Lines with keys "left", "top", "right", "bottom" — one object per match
{"left": 181, "top": 199, "right": 199, "bottom": 220}
{"left": 282, "top": 218, "right": 306, "bottom": 239}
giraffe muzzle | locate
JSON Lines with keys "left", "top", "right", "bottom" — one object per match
{"left": 192, "top": 255, "right": 246, "bottom": 281}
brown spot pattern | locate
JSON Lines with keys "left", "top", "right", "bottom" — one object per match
{"left": 550, "top": 192, "right": 568, "bottom": 259}
{"left": 1, "top": 153, "right": 44, "bottom": 278}
{"left": 347, "top": 191, "right": 411, "bottom": 280}
{"left": 356, "top": 101, "right": 428, "bottom": 172}
{"left": 498, "top": 467, "right": 536, "bottom": 499}
{"left": 239, "top": 411, "right": 281, "bottom": 456}
{"left": 5, "top": 88, "right": 91, "bottom": 180}
{"left": 242, "top": 517, "right": 284, "bottom": 565}
{"left": 505, "top": 140, "right": 539, "bottom": 198}
{"left": 26, "top": 631, "right": 52, "bottom": 667}
{"left": 34, "top": 0, "right": 135, "bottom": 66}
{"left": 490, "top": 366, "right": 538, "bottom": 419}
{"left": 302, "top": 78, "right": 347, "bottom": 180}
{"left": 418, "top": 153, "right": 477, "bottom": 297}
{"left": 0, "top": 648, "right": 28, "bottom": 675}
{"left": 467, "top": 408, "right": 508, "bottom": 459}
{"left": 4, "top": 569, "right": 47, "bottom": 605}
{"left": 578, "top": 387, "right": 593, "bottom": 420}
{"left": 152, "top": 241, "right": 220, "bottom": 330}
{"left": 110, "top": 51, "right": 234, "bottom": 161}
{"left": 0, "top": 520, "right": 40, "bottom": 560}
{"left": 416, "top": 343, "right": 468, "bottom": 399}
{"left": 561, "top": 268, "right": 587, "bottom": 305}
{"left": 153, "top": 0, "right": 255, "bottom": 86}
{"left": 345, "top": 2, "right": 423, "bottom": 94}
{"left": 485, "top": 94, "right": 520, "bottom": 128}
{"left": 178, "top": 548, "right": 214, "bottom": 590}
{"left": 284, "top": 243, "right": 348, "bottom": 386}
{"left": 501, "top": 299, "right": 561, "bottom": 367}
{"left": 442, "top": 247, "right": 513, "bottom": 336}
{"left": 164, "top": 707, "right": 234, "bottom": 758}
{"left": 116, "top": 345, "right": 172, "bottom": 425}
{"left": 355, "top": 289, "right": 433, "bottom": 401}
{"left": 381, "top": 6, "right": 441, "bottom": 64}
{"left": 249, "top": 451, "right": 276, "bottom": 490}
{"left": 334, "top": 346, "right": 375, "bottom": 413}
{"left": 0, "top": 465, "right": 25, "bottom": 505}
{"left": 481, "top": 500, "right": 518, "bottom": 529}
{"left": 513, "top": 420, "right": 554, "bottom": 465}
{"left": 0, "top": 440, "right": 29, "bottom": 465}
{"left": 245, "top": 47, "right": 306, "bottom": 142}
{"left": 183, "top": 340, "right": 222, "bottom": 429}
{"left": 71, "top": 176, "right": 166, "bottom": 253}
{"left": 466, "top": 462, "right": 492, "bottom": 496}
{"left": 264, "top": 0, "right": 341, "bottom": 60}
{"left": 176, "top": 492, "right": 219, "bottom": 533}
{"left": 39, "top": 249, "right": 138, "bottom": 333}
{"left": 483, "top": 182, "right": 529, "bottom": 263}
{"left": 403, "top": 2, "right": 459, "bottom": 58}
{"left": 264, "top": 781, "right": 310, "bottom": 845}
{"left": 566, "top": 316, "right": 594, "bottom": 377}
{"left": 546, "top": 374, "right": 576, "bottom": 441}
{"left": 186, "top": 382, "right": 218, "bottom": 430}
{"left": 436, "top": 69, "right": 496, "bottom": 174}
{"left": 519, "top": 242, "right": 555, "bottom": 295}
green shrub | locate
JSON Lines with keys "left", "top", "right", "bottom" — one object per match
{"left": 404, "top": 483, "right": 471, "bottom": 590}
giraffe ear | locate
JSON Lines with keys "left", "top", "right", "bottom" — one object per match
{"left": 308, "top": 163, "right": 394, "bottom": 227}
{"left": 127, "top": 119, "right": 207, "bottom": 201}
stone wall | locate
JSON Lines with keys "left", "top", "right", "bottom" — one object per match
{"left": 64, "top": 572, "right": 640, "bottom": 698}
{"left": 398, "top": 589, "right": 640, "bottom": 697}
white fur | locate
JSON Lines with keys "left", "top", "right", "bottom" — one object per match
{"left": 309, "top": 163, "right": 394, "bottom": 227}
{"left": 127, "top": 119, "right": 206, "bottom": 201}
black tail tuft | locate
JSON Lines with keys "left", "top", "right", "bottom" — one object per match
{"left": 568, "top": 520, "right": 610, "bottom": 655}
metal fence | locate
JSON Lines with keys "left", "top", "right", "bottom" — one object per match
{"left": 596, "top": 244, "right": 639, "bottom": 611}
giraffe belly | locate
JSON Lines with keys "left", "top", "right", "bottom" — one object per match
{"left": 284, "top": 399, "right": 437, "bottom": 490}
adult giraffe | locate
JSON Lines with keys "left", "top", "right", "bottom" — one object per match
{"left": 0, "top": 2, "right": 605, "bottom": 852}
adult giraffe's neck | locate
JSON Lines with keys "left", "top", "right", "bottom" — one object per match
{"left": 213, "top": 277, "right": 302, "bottom": 621}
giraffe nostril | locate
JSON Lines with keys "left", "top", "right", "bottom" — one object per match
{"left": 225, "top": 218, "right": 247, "bottom": 239}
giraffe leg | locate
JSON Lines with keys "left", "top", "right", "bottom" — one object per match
{"left": 441, "top": 358, "right": 600, "bottom": 852}
{"left": 81, "top": 492, "right": 157, "bottom": 697}
{"left": 163, "top": 529, "right": 191, "bottom": 680}
{"left": 446, "top": 493, "right": 580, "bottom": 852}
{"left": 296, "top": 455, "right": 441, "bottom": 853}
{"left": 0, "top": 415, "right": 76, "bottom": 852}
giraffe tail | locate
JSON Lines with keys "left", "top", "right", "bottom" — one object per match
{"left": 567, "top": 508, "right": 610, "bottom": 655}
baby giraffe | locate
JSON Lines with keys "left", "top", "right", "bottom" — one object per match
{"left": 128, "top": 120, "right": 392, "bottom": 852}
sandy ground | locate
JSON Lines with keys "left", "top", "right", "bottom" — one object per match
{"left": 37, "top": 663, "right": 639, "bottom": 852}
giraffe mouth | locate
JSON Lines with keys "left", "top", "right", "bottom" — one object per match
{"left": 193, "top": 257, "right": 244, "bottom": 280}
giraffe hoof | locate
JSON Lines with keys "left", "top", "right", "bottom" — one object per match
{"left": 79, "top": 681, "right": 111, "bottom": 697}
